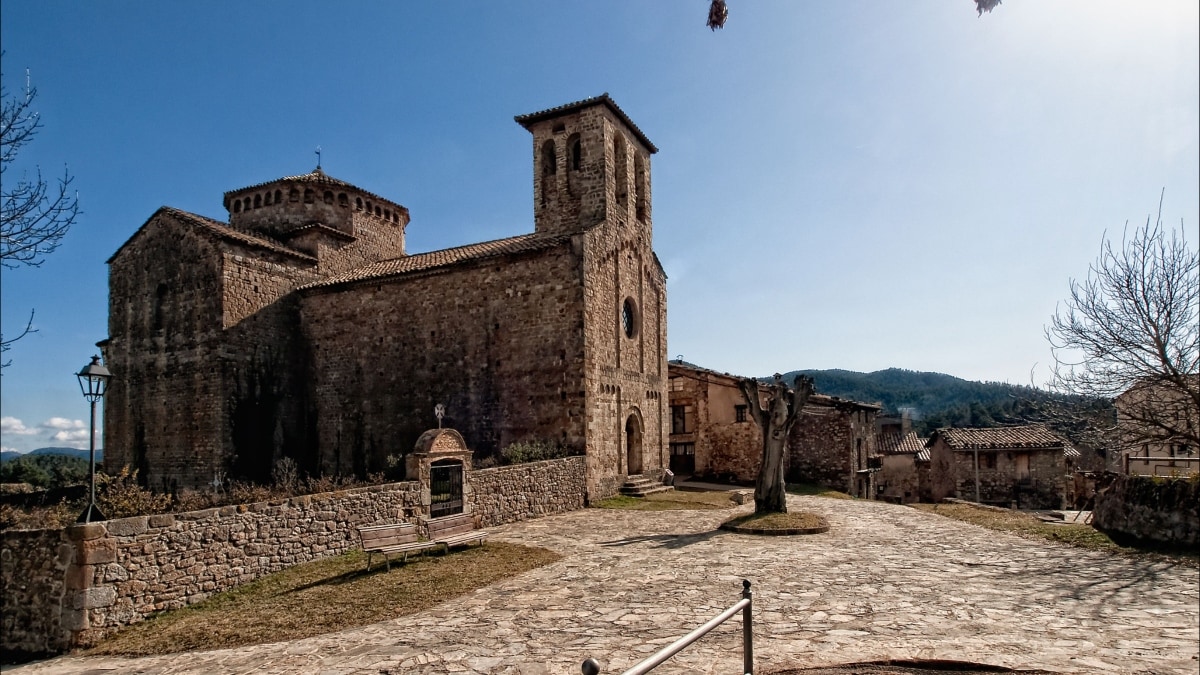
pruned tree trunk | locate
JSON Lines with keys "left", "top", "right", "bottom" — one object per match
{"left": 739, "top": 374, "right": 815, "bottom": 514}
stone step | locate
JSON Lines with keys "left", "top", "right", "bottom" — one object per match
{"left": 619, "top": 482, "right": 673, "bottom": 497}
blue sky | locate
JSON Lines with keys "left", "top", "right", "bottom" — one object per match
{"left": 1, "top": 1, "right": 1197, "bottom": 453}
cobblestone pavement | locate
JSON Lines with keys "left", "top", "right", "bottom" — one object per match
{"left": 11, "top": 496, "right": 1199, "bottom": 675}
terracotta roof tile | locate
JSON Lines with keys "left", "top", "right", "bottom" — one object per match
{"left": 108, "top": 207, "right": 315, "bottom": 264}
{"left": 224, "top": 167, "right": 403, "bottom": 211}
{"left": 301, "top": 232, "right": 572, "bottom": 290}
{"left": 879, "top": 430, "right": 926, "bottom": 455}
{"left": 515, "top": 93, "right": 658, "bottom": 154}
{"left": 932, "top": 424, "right": 1072, "bottom": 451}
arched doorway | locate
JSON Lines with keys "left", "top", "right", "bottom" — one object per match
{"left": 625, "top": 413, "right": 643, "bottom": 475}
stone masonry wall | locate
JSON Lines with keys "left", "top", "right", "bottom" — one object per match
{"left": 1, "top": 529, "right": 72, "bottom": 658}
{"left": 950, "top": 449, "right": 1065, "bottom": 509}
{"left": 302, "top": 242, "right": 587, "bottom": 479}
{"left": 104, "top": 214, "right": 233, "bottom": 489}
{"left": 1092, "top": 474, "right": 1199, "bottom": 548}
{"left": 788, "top": 403, "right": 877, "bottom": 496}
{"left": 469, "top": 456, "right": 586, "bottom": 526}
{"left": 1, "top": 460, "right": 588, "bottom": 657}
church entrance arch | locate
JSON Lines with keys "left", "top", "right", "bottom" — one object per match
{"left": 625, "top": 412, "right": 643, "bottom": 475}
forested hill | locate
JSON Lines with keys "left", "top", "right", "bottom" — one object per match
{"left": 775, "top": 368, "right": 1109, "bottom": 436}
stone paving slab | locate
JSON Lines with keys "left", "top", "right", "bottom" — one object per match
{"left": 10, "top": 496, "right": 1199, "bottom": 674}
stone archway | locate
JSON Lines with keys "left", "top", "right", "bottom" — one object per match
{"left": 625, "top": 413, "right": 643, "bottom": 475}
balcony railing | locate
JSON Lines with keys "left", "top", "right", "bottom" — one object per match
{"left": 582, "top": 580, "right": 753, "bottom": 675}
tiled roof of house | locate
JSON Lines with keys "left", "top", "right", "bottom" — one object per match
{"left": 515, "top": 93, "right": 658, "bottom": 154}
{"left": 916, "top": 448, "right": 931, "bottom": 463}
{"left": 224, "top": 167, "right": 404, "bottom": 211}
{"left": 301, "top": 232, "right": 572, "bottom": 290}
{"left": 931, "top": 424, "right": 1073, "bottom": 452}
{"left": 879, "top": 430, "right": 926, "bottom": 455}
{"left": 108, "top": 207, "right": 316, "bottom": 264}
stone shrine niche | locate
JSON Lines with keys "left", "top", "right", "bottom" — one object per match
{"left": 408, "top": 428, "right": 474, "bottom": 519}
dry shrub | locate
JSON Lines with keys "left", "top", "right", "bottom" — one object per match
{"left": 96, "top": 468, "right": 172, "bottom": 519}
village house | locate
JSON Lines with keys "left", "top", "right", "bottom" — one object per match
{"left": 666, "top": 360, "right": 881, "bottom": 497}
{"left": 875, "top": 414, "right": 925, "bottom": 504}
{"left": 101, "top": 94, "right": 668, "bottom": 500}
{"left": 925, "top": 424, "right": 1078, "bottom": 510}
{"left": 1115, "top": 377, "right": 1199, "bottom": 477}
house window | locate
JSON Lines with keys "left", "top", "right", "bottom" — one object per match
{"left": 671, "top": 404, "right": 695, "bottom": 434}
{"left": 981, "top": 453, "right": 997, "bottom": 469}
{"left": 735, "top": 405, "right": 747, "bottom": 423}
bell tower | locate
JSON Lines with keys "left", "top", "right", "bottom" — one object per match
{"left": 515, "top": 93, "right": 657, "bottom": 237}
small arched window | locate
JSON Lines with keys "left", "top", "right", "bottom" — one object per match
{"left": 289, "top": 188, "right": 300, "bottom": 202}
{"left": 375, "top": 205, "right": 382, "bottom": 217}
{"left": 356, "top": 197, "right": 363, "bottom": 210}
{"left": 233, "top": 200, "right": 242, "bottom": 213}
{"left": 253, "top": 194, "right": 262, "bottom": 208}
{"left": 303, "top": 188, "right": 314, "bottom": 203}
{"left": 384, "top": 209, "right": 391, "bottom": 221}
{"left": 323, "top": 191, "right": 333, "bottom": 204}
{"left": 621, "top": 297, "right": 638, "bottom": 339}
{"left": 541, "top": 139, "right": 557, "bottom": 176}
{"left": 274, "top": 189, "right": 282, "bottom": 204}
{"left": 614, "top": 135, "right": 628, "bottom": 206}
{"left": 338, "top": 193, "right": 349, "bottom": 207}
{"left": 568, "top": 134, "right": 582, "bottom": 171}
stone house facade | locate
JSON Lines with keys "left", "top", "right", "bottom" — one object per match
{"left": 101, "top": 94, "right": 668, "bottom": 500}
{"left": 925, "top": 424, "right": 1078, "bottom": 510}
{"left": 1114, "top": 377, "right": 1200, "bottom": 476}
{"left": 875, "top": 414, "right": 925, "bottom": 504}
{"left": 666, "top": 361, "right": 880, "bottom": 496}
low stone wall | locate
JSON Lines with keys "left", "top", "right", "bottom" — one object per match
{"left": 1092, "top": 474, "right": 1199, "bottom": 549}
{"left": 2, "top": 459, "right": 587, "bottom": 658}
{"left": 469, "top": 456, "right": 586, "bottom": 527}
{"left": 0, "top": 529, "right": 71, "bottom": 661}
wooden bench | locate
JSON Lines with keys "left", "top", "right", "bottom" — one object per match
{"left": 358, "top": 522, "right": 438, "bottom": 571}
{"left": 426, "top": 513, "right": 488, "bottom": 550}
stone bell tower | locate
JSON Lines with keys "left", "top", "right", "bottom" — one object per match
{"left": 515, "top": 93, "right": 657, "bottom": 238}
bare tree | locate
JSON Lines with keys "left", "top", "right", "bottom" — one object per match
{"left": 739, "top": 373, "right": 815, "bottom": 514}
{"left": 1046, "top": 193, "right": 1200, "bottom": 460}
{"left": 1, "top": 62, "right": 81, "bottom": 366}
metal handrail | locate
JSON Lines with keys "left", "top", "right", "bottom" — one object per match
{"left": 582, "top": 580, "right": 753, "bottom": 675}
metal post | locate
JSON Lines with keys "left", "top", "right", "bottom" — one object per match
{"left": 88, "top": 398, "right": 97, "bottom": 513}
{"left": 742, "top": 579, "right": 753, "bottom": 675}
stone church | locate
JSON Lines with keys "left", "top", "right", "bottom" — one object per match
{"left": 101, "top": 95, "right": 668, "bottom": 500}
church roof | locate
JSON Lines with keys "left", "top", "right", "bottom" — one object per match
{"left": 107, "top": 207, "right": 316, "bottom": 264}
{"left": 301, "top": 231, "right": 572, "bottom": 290}
{"left": 223, "top": 167, "right": 404, "bottom": 212}
{"left": 515, "top": 93, "right": 658, "bottom": 154}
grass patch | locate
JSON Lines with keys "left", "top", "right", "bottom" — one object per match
{"left": 910, "top": 503, "right": 1198, "bottom": 565}
{"left": 786, "top": 483, "right": 852, "bottom": 500}
{"left": 722, "top": 510, "right": 829, "bottom": 532}
{"left": 593, "top": 490, "right": 736, "bottom": 510}
{"left": 86, "top": 542, "right": 560, "bottom": 656}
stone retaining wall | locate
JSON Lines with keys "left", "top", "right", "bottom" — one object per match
{"left": 470, "top": 456, "right": 586, "bottom": 526}
{"left": 1092, "top": 474, "right": 1199, "bottom": 549}
{"left": 1, "top": 459, "right": 585, "bottom": 658}
{"left": 0, "top": 528, "right": 71, "bottom": 661}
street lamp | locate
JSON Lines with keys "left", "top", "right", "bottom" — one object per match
{"left": 76, "top": 355, "right": 111, "bottom": 523}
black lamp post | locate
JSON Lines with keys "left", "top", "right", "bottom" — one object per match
{"left": 76, "top": 355, "right": 111, "bottom": 523}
